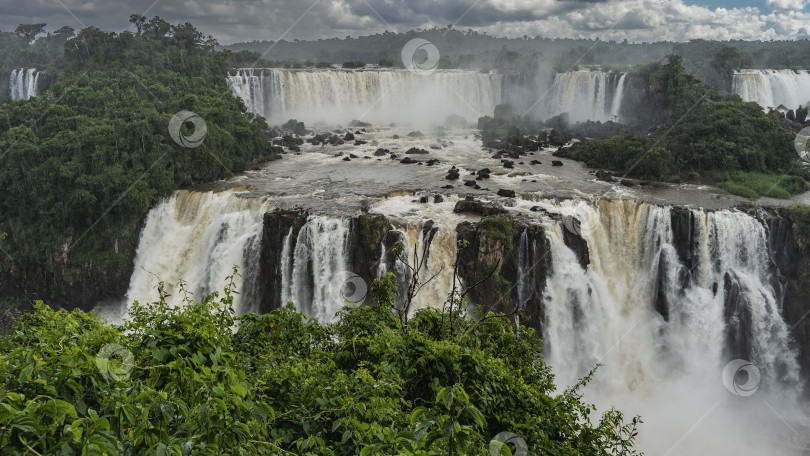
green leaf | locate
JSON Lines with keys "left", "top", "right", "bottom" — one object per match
{"left": 121, "top": 404, "right": 138, "bottom": 425}
{"left": 229, "top": 381, "right": 246, "bottom": 398}
{"left": 10, "top": 415, "right": 37, "bottom": 433}
{"left": 49, "top": 399, "right": 78, "bottom": 424}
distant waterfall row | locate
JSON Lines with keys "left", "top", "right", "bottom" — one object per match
{"left": 8, "top": 68, "right": 39, "bottom": 100}
{"left": 226, "top": 68, "right": 630, "bottom": 125}
{"left": 227, "top": 68, "right": 503, "bottom": 126}
{"left": 543, "top": 70, "right": 628, "bottom": 123}
{"left": 733, "top": 69, "right": 810, "bottom": 110}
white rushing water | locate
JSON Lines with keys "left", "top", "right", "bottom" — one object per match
{"left": 120, "top": 181, "right": 807, "bottom": 455}
{"left": 527, "top": 199, "right": 805, "bottom": 456}
{"left": 275, "top": 195, "right": 465, "bottom": 321}
{"left": 371, "top": 195, "right": 465, "bottom": 315}
{"left": 280, "top": 215, "right": 352, "bottom": 322}
{"left": 124, "top": 190, "right": 271, "bottom": 315}
{"left": 8, "top": 68, "right": 39, "bottom": 100}
{"left": 227, "top": 68, "right": 503, "bottom": 126}
{"left": 733, "top": 69, "right": 810, "bottom": 111}
{"left": 542, "top": 70, "right": 629, "bottom": 123}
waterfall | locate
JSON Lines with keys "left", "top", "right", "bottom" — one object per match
{"left": 280, "top": 215, "right": 352, "bottom": 322}
{"left": 516, "top": 229, "right": 533, "bottom": 311}
{"left": 544, "top": 70, "right": 629, "bottom": 123}
{"left": 610, "top": 73, "right": 627, "bottom": 119}
{"left": 116, "top": 187, "right": 807, "bottom": 453}
{"left": 538, "top": 199, "right": 799, "bottom": 390}
{"left": 8, "top": 68, "right": 39, "bottom": 100}
{"left": 226, "top": 68, "right": 503, "bottom": 125}
{"left": 124, "top": 190, "right": 271, "bottom": 315}
{"left": 533, "top": 199, "right": 803, "bottom": 456}
{"left": 371, "top": 194, "right": 465, "bottom": 317}
{"left": 733, "top": 69, "right": 810, "bottom": 111}
{"left": 122, "top": 192, "right": 802, "bottom": 385}
{"left": 384, "top": 220, "right": 459, "bottom": 315}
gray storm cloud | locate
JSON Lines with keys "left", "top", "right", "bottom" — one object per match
{"left": 0, "top": 0, "right": 807, "bottom": 43}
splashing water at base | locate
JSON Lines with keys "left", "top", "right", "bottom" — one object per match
{"left": 123, "top": 190, "right": 271, "bottom": 316}
{"left": 531, "top": 199, "right": 806, "bottom": 456}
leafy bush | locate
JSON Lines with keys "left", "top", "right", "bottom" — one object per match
{"left": 797, "top": 106, "right": 808, "bottom": 124}
{"left": 0, "top": 270, "right": 642, "bottom": 455}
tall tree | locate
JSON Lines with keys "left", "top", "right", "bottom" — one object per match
{"left": 14, "top": 23, "right": 46, "bottom": 43}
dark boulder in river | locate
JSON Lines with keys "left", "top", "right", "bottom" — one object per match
{"left": 453, "top": 199, "right": 507, "bottom": 216}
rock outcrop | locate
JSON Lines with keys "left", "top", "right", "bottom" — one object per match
{"left": 0, "top": 219, "right": 143, "bottom": 315}
{"left": 258, "top": 209, "right": 310, "bottom": 314}
{"left": 763, "top": 207, "right": 810, "bottom": 392}
{"left": 455, "top": 216, "right": 551, "bottom": 336}
{"left": 257, "top": 210, "right": 390, "bottom": 313}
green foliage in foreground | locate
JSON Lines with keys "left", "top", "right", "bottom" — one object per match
{"left": 0, "top": 16, "right": 276, "bottom": 264}
{"left": 559, "top": 55, "right": 807, "bottom": 198}
{"left": 0, "top": 272, "right": 641, "bottom": 455}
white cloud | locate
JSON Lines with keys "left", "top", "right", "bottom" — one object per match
{"left": 766, "top": 0, "right": 806, "bottom": 11}
{"left": 1, "top": 0, "right": 808, "bottom": 43}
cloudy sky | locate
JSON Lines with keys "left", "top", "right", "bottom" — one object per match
{"left": 1, "top": 0, "right": 808, "bottom": 44}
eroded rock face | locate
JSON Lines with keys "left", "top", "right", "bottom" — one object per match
{"left": 561, "top": 225, "right": 589, "bottom": 270}
{"left": 455, "top": 217, "right": 550, "bottom": 336}
{"left": 346, "top": 213, "right": 390, "bottom": 296}
{"left": 258, "top": 209, "right": 310, "bottom": 313}
{"left": 0, "top": 218, "right": 143, "bottom": 317}
{"left": 257, "top": 210, "right": 390, "bottom": 313}
{"left": 763, "top": 208, "right": 810, "bottom": 393}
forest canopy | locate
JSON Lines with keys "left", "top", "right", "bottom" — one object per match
{"left": 0, "top": 16, "right": 276, "bottom": 266}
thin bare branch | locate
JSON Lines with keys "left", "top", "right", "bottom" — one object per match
{"left": 460, "top": 260, "right": 501, "bottom": 298}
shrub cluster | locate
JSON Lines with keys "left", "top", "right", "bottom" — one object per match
{"left": 0, "top": 271, "right": 641, "bottom": 455}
